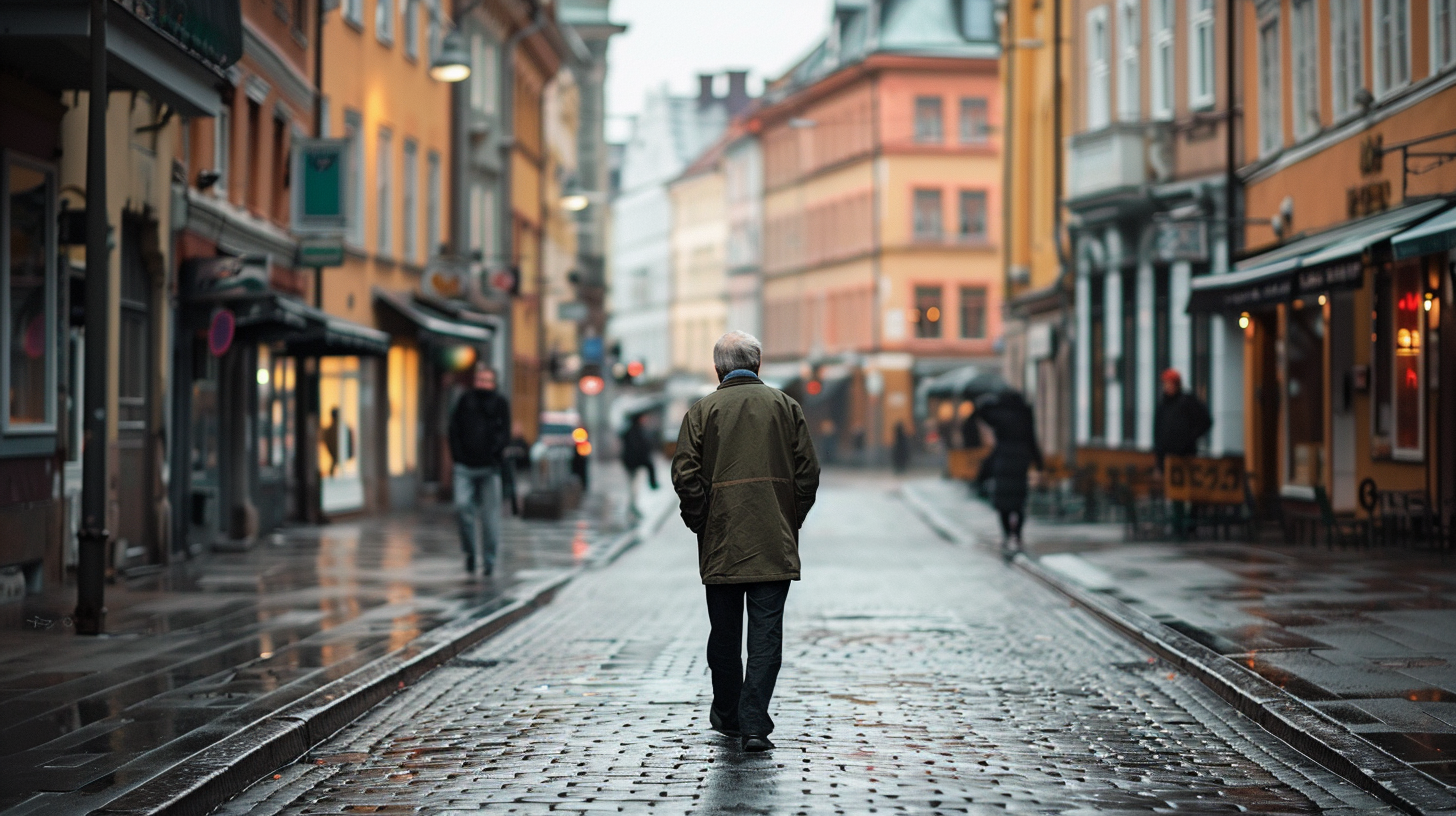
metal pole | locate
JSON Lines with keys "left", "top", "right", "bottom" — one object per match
{"left": 75, "top": 0, "right": 111, "bottom": 635}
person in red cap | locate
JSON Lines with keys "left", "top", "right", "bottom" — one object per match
{"left": 1154, "top": 368, "right": 1212, "bottom": 539}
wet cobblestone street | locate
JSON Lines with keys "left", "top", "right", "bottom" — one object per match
{"left": 219, "top": 472, "right": 1396, "bottom": 814}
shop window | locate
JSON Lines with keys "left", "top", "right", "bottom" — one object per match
{"left": 959, "top": 286, "right": 987, "bottom": 339}
{"left": 913, "top": 96, "right": 943, "bottom": 143}
{"left": 388, "top": 345, "right": 419, "bottom": 476}
{"left": 913, "top": 188, "right": 943, "bottom": 240}
{"left": 1391, "top": 261, "right": 1424, "bottom": 458}
{"left": 4, "top": 154, "right": 57, "bottom": 432}
{"left": 1122, "top": 273, "right": 1138, "bottom": 443}
{"left": 1373, "top": 267, "right": 1394, "bottom": 446}
{"left": 1284, "top": 301, "right": 1325, "bottom": 487}
{"left": 914, "top": 286, "right": 943, "bottom": 339}
{"left": 257, "top": 347, "right": 296, "bottom": 471}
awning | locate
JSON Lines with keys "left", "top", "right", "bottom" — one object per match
{"left": 233, "top": 293, "right": 390, "bottom": 357}
{"left": 1188, "top": 200, "right": 1452, "bottom": 313}
{"left": 1393, "top": 203, "right": 1456, "bottom": 259}
{"left": 374, "top": 288, "right": 497, "bottom": 345}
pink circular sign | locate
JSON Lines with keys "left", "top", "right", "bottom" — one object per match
{"left": 208, "top": 308, "right": 235, "bottom": 357}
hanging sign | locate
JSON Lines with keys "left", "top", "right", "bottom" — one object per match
{"left": 208, "top": 308, "right": 236, "bottom": 357}
{"left": 292, "top": 138, "right": 350, "bottom": 235}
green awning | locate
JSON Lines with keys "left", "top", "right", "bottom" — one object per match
{"left": 1392, "top": 204, "right": 1456, "bottom": 260}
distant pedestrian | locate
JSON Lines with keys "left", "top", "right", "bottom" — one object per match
{"left": 974, "top": 392, "right": 1043, "bottom": 559}
{"left": 891, "top": 422, "right": 911, "bottom": 473}
{"left": 620, "top": 413, "right": 658, "bottom": 516}
{"left": 1154, "top": 369, "right": 1212, "bottom": 539}
{"left": 502, "top": 423, "right": 530, "bottom": 516}
{"left": 448, "top": 364, "right": 511, "bottom": 576}
{"left": 672, "top": 331, "right": 820, "bottom": 753}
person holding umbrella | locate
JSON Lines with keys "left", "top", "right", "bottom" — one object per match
{"left": 973, "top": 391, "right": 1044, "bottom": 561}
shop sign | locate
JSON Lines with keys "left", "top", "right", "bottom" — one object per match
{"left": 1296, "top": 260, "right": 1363, "bottom": 294}
{"left": 297, "top": 237, "right": 344, "bottom": 268}
{"left": 1347, "top": 181, "right": 1392, "bottom": 218}
{"left": 1155, "top": 220, "right": 1208, "bottom": 262}
{"left": 1027, "top": 323, "right": 1056, "bottom": 360}
{"left": 1163, "top": 456, "right": 1245, "bottom": 504}
{"left": 292, "top": 139, "right": 350, "bottom": 235}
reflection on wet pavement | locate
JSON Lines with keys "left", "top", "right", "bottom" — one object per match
{"left": 0, "top": 472, "right": 642, "bottom": 815}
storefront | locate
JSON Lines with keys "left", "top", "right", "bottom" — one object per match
{"left": 1189, "top": 200, "right": 1453, "bottom": 520}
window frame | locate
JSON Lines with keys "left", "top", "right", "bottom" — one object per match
{"left": 377, "top": 126, "right": 393, "bottom": 257}
{"left": 345, "top": 110, "right": 366, "bottom": 249}
{"left": 1435, "top": 0, "right": 1456, "bottom": 70}
{"left": 1087, "top": 6, "right": 1112, "bottom": 129}
{"left": 1151, "top": 0, "right": 1174, "bottom": 120}
{"left": 213, "top": 106, "right": 230, "bottom": 196}
{"left": 1374, "top": 0, "right": 1412, "bottom": 97}
{"left": 1188, "top": 0, "right": 1216, "bottom": 110}
{"left": 1117, "top": 0, "right": 1142, "bottom": 122}
{"left": 1, "top": 150, "right": 59, "bottom": 439}
{"left": 343, "top": 0, "right": 363, "bottom": 27}
{"left": 1330, "top": 0, "right": 1364, "bottom": 120}
{"left": 913, "top": 285, "right": 944, "bottom": 339}
{"left": 913, "top": 95, "right": 944, "bottom": 144}
{"left": 375, "top": 0, "right": 395, "bottom": 44}
{"left": 1257, "top": 10, "right": 1284, "bottom": 156}
{"left": 957, "top": 189, "right": 988, "bottom": 242}
{"left": 959, "top": 97, "right": 990, "bottom": 144}
{"left": 959, "top": 285, "right": 988, "bottom": 339}
{"left": 912, "top": 187, "right": 944, "bottom": 241}
{"left": 426, "top": 150, "right": 441, "bottom": 259}
{"left": 1290, "top": 0, "right": 1320, "bottom": 139}
{"left": 401, "top": 138, "right": 418, "bottom": 264}
{"left": 402, "top": 0, "right": 418, "bottom": 60}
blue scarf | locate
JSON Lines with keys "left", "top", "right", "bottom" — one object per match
{"left": 722, "top": 369, "right": 759, "bottom": 382}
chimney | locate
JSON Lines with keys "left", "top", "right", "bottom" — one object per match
{"left": 725, "top": 71, "right": 751, "bottom": 116}
{"left": 697, "top": 74, "right": 716, "bottom": 109}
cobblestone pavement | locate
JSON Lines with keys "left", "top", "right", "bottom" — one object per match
{"left": 219, "top": 471, "right": 1395, "bottom": 815}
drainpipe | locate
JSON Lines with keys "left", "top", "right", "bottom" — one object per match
{"left": 75, "top": 0, "right": 111, "bottom": 635}
{"left": 497, "top": 2, "right": 546, "bottom": 428}
{"left": 1224, "top": 0, "right": 1238, "bottom": 255}
{"left": 1052, "top": 0, "right": 1076, "bottom": 466}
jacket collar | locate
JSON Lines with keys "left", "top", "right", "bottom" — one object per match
{"left": 716, "top": 370, "right": 762, "bottom": 389}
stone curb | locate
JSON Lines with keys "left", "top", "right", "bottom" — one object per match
{"left": 89, "top": 497, "right": 675, "bottom": 816}
{"left": 899, "top": 484, "right": 1456, "bottom": 816}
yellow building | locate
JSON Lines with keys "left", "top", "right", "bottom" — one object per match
{"left": 543, "top": 67, "right": 583, "bottom": 412}
{"left": 669, "top": 138, "right": 731, "bottom": 380}
{"left": 999, "top": 0, "right": 1073, "bottom": 457}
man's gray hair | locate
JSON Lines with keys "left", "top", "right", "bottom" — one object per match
{"left": 713, "top": 331, "right": 762, "bottom": 374}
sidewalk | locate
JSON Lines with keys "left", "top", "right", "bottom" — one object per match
{"left": 0, "top": 461, "right": 676, "bottom": 816}
{"left": 903, "top": 476, "right": 1456, "bottom": 811}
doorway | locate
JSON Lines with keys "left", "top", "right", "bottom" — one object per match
{"left": 116, "top": 215, "right": 156, "bottom": 565}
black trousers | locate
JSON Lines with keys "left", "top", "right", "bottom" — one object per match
{"left": 998, "top": 509, "right": 1024, "bottom": 539}
{"left": 704, "top": 580, "right": 790, "bottom": 736}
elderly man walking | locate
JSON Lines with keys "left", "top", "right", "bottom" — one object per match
{"left": 671, "top": 331, "right": 820, "bottom": 752}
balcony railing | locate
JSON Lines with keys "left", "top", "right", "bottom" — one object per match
{"left": 115, "top": 0, "right": 242, "bottom": 71}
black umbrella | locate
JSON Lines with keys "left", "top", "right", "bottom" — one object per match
{"left": 974, "top": 390, "right": 1036, "bottom": 446}
{"left": 959, "top": 371, "right": 1010, "bottom": 402}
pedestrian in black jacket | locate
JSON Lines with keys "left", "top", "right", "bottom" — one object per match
{"left": 448, "top": 364, "right": 511, "bottom": 575}
{"left": 973, "top": 392, "right": 1043, "bottom": 558}
{"left": 1153, "top": 368, "right": 1212, "bottom": 540}
{"left": 620, "top": 414, "right": 657, "bottom": 516}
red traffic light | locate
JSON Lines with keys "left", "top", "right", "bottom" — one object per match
{"left": 578, "top": 375, "right": 605, "bottom": 395}
{"left": 806, "top": 380, "right": 822, "bottom": 396}
{"left": 626, "top": 360, "right": 645, "bottom": 378}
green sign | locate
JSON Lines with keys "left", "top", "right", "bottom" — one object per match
{"left": 292, "top": 138, "right": 350, "bottom": 235}
{"left": 298, "top": 237, "right": 345, "bottom": 268}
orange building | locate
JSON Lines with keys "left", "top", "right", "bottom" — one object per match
{"left": 1188, "top": 0, "right": 1456, "bottom": 521}
{"left": 753, "top": 0, "right": 1002, "bottom": 462}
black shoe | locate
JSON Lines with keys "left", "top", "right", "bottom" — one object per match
{"left": 741, "top": 735, "right": 774, "bottom": 752}
{"left": 482, "top": 561, "right": 494, "bottom": 577}
{"left": 709, "top": 709, "right": 740, "bottom": 737}
{"left": 465, "top": 555, "right": 476, "bottom": 573}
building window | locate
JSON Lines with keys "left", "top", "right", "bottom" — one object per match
{"left": 1291, "top": 0, "right": 1320, "bottom": 138}
{"left": 426, "top": 150, "right": 441, "bottom": 258}
{"left": 959, "top": 286, "right": 987, "bottom": 339}
{"left": 1331, "top": 0, "right": 1364, "bottom": 118}
{"left": 914, "top": 96, "right": 944, "bottom": 143}
{"left": 1188, "top": 0, "right": 1215, "bottom": 110}
{"left": 959, "top": 97, "right": 990, "bottom": 143}
{"left": 3, "top": 154, "right": 57, "bottom": 432}
{"left": 1258, "top": 13, "right": 1283, "bottom": 156}
{"left": 1391, "top": 262, "right": 1425, "bottom": 458}
{"left": 1151, "top": 0, "right": 1174, "bottom": 119}
{"left": 387, "top": 344, "right": 419, "bottom": 476}
{"left": 1374, "top": 0, "right": 1411, "bottom": 95}
{"left": 345, "top": 110, "right": 365, "bottom": 248}
{"left": 377, "top": 126, "right": 393, "bottom": 256}
{"left": 213, "top": 107, "right": 230, "bottom": 196}
{"left": 375, "top": 0, "right": 394, "bottom": 44}
{"left": 244, "top": 99, "right": 261, "bottom": 211}
{"left": 1087, "top": 6, "right": 1111, "bottom": 129}
{"left": 426, "top": 0, "right": 441, "bottom": 62}
{"left": 958, "top": 190, "right": 988, "bottom": 240}
{"left": 402, "top": 0, "right": 418, "bottom": 59}
{"left": 402, "top": 139, "right": 418, "bottom": 263}
{"left": 1284, "top": 300, "right": 1325, "bottom": 487}
{"left": 1118, "top": 0, "right": 1141, "bottom": 121}
{"left": 1436, "top": 0, "right": 1456, "bottom": 69}
{"left": 913, "top": 188, "right": 943, "bottom": 240}
{"left": 343, "top": 0, "right": 362, "bottom": 26}
{"left": 914, "top": 286, "right": 943, "bottom": 339}
{"left": 271, "top": 115, "right": 288, "bottom": 223}
{"left": 471, "top": 33, "right": 497, "bottom": 114}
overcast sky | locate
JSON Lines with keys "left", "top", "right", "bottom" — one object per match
{"left": 603, "top": 0, "right": 832, "bottom": 142}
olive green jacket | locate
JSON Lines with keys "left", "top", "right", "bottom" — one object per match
{"left": 671, "top": 375, "right": 820, "bottom": 584}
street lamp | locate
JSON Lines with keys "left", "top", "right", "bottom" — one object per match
{"left": 429, "top": 28, "right": 471, "bottom": 82}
